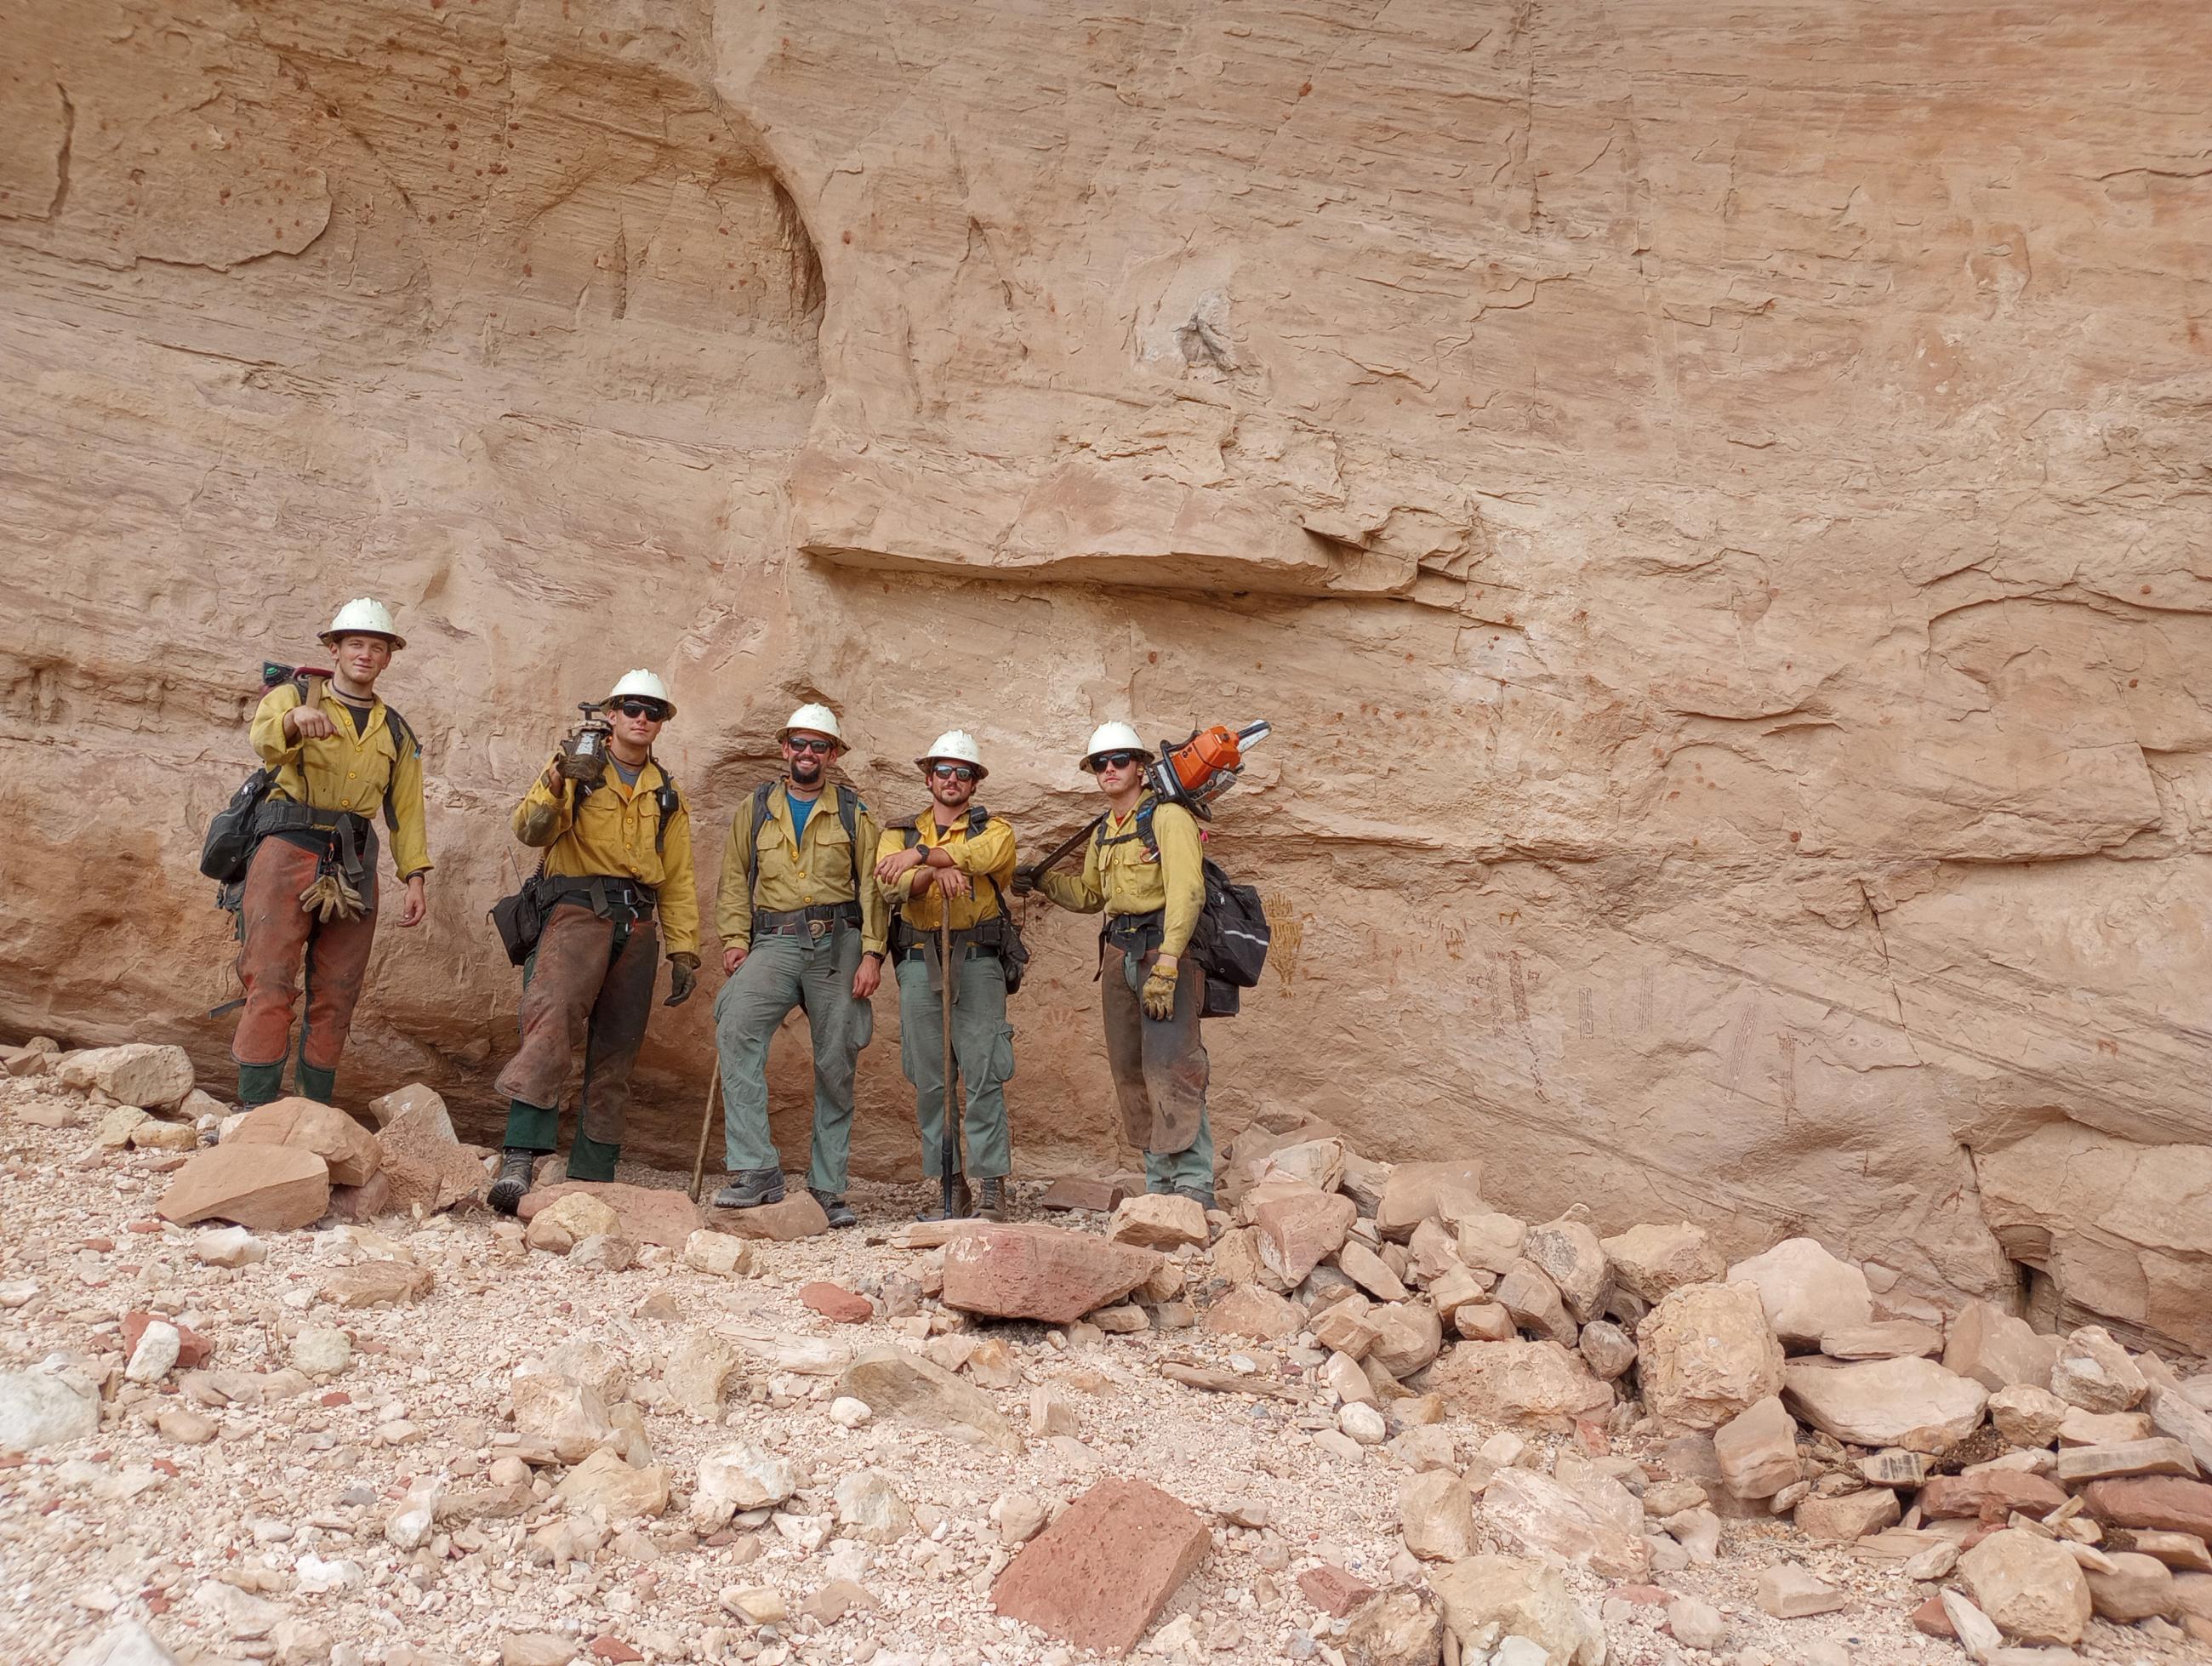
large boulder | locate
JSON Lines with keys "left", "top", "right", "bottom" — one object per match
{"left": 1958, "top": 1527, "right": 2092, "bottom": 1646}
{"left": 1783, "top": 1356, "right": 1988, "bottom": 1453}
{"left": 1375, "top": 1161, "right": 1484, "bottom": 1241}
{"left": 1599, "top": 1221, "right": 1725, "bottom": 1304}
{"left": 942, "top": 1223, "right": 1163, "bottom": 1323}
{"left": 1251, "top": 1185, "right": 1356, "bottom": 1286}
{"left": 1480, "top": 1465, "right": 1649, "bottom": 1578}
{"left": 1942, "top": 1299, "right": 2061, "bottom": 1393}
{"left": 1423, "top": 1340, "right": 1611, "bottom": 1432}
{"left": 1725, "top": 1237, "right": 1873, "bottom": 1349}
{"left": 228, "top": 1098, "right": 381, "bottom": 1187}
{"left": 158, "top": 1144, "right": 331, "bottom": 1230}
{"left": 55, "top": 1043, "right": 194, "bottom": 1110}
{"left": 1635, "top": 1281, "right": 1786, "bottom": 1429}
{"left": 1428, "top": 1555, "right": 1604, "bottom": 1666}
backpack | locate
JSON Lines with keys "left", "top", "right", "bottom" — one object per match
{"left": 888, "top": 803, "right": 1029, "bottom": 994}
{"left": 747, "top": 780, "right": 863, "bottom": 930}
{"left": 1097, "top": 797, "right": 1269, "bottom": 1018}
{"left": 202, "top": 666, "right": 419, "bottom": 908}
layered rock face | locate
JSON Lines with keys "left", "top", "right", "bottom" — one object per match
{"left": 2, "top": 2, "right": 2207, "bottom": 1345}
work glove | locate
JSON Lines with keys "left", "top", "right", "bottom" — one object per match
{"left": 1141, "top": 955, "right": 1179, "bottom": 1021}
{"left": 298, "top": 870, "right": 367, "bottom": 923}
{"left": 664, "top": 952, "right": 698, "bottom": 1007}
{"left": 1012, "top": 865, "right": 1036, "bottom": 896}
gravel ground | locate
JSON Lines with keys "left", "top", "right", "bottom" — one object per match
{"left": 3, "top": 1072, "right": 2207, "bottom": 1666}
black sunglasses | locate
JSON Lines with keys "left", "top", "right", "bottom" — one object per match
{"left": 613, "top": 700, "right": 667, "bottom": 721}
{"left": 929, "top": 763, "right": 978, "bottom": 782}
{"left": 1091, "top": 750, "right": 1141, "bottom": 770}
{"left": 786, "top": 735, "right": 835, "bottom": 755}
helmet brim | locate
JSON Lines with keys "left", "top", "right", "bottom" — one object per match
{"left": 319, "top": 629, "right": 406, "bottom": 651}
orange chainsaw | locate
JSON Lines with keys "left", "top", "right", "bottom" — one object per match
{"left": 1022, "top": 720, "right": 1271, "bottom": 882}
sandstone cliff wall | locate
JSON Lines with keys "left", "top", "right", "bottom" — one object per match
{"left": 3, "top": 1, "right": 2207, "bottom": 1350}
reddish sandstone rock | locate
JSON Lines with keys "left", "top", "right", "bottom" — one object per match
{"left": 991, "top": 1478, "right": 1211, "bottom": 1653}
{"left": 373, "top": 1104, "right": 487, "bottom": 1212}
{"left": 1918, "top": 1469, "right": 2070, "bottom": 1522}
{"left": 800, "top": 1281, "right": 874, "bottom": 1324}
{"left": 1037, "top": 1175, "right": 1127, "bottom": 1213}
{"left": 1375, "top": 1161, "right": 1485, "bottom": 1241}
{"left": 327, "top": 1170, "right": 394, "bottom": 1223}
{"left": 710, "top": 1190, "right": 830, "bottom": 1241}
{"left": 229, "top": 1098, "right": 381, "bottom": 1187}
{"left": 522, "top": 1181, "right": 703, "bottom": 1248}
{"left": 2081, "top": 1476, "right": 2212, "bottom": 1538}
{"left": 123, "top": 1311, "right": 213, "bottom": 1369}
{"left": 1251, "top": 1184, "right": 1356, "bottom": 1286}
{"left": 1298, "top": 1564, "right": 1377, "bottom": 1618}
{"left": 158, "top": 1144, "right": 330, "bottom": 1230}
{"left": 941, "top": 1223, "right": 1163, "bottom": 1324}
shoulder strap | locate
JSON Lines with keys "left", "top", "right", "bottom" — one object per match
{"left": 746, "top": 781, "right": 775, "bottom": 909}
{"left": 837, "top": 785, "right": 862, "bottom": 894}
{"left": 653, "top": 764, "right": 681, "bottom": 856}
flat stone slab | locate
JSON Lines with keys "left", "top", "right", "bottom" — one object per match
{"left": 992, "top": 1477, "right": 1211, "bottom": 1654}
{"left": 521, "top": 1181, "right": 703, "bottom": 1247}
{"left": 941, "top": 1223, "right": 1162, "bottom": 1324}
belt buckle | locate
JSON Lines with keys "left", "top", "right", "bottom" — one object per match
{"left": 808, "top": 918, "right": 830, "bottom": 941}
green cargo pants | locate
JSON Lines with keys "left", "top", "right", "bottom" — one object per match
{"left": 713, "top": 926, "right": 875, "bottom": 1194}
{"left": 895, "top": 947, "right": 1013, "bottom": 1181}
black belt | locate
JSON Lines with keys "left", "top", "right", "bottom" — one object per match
{"left": 544, "top": 875, "right": 658, "bottom": 920}
{"left": 752, "top": 902, "right": 860, "bottom": 940}
{"left": 254, "top": 802, "right": 377, "bottom": 887}
{"left": 1103, "top": 909, "right": 1165, "bottom": 954}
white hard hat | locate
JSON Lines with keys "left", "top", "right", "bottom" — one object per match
{"left": 607, "top": 669, "right": 675, "bottom": 719}
{"left": 917, "top": 729, "right": 986, "bottom": 779}
{"left": 1080, "top": 721, "right": 1153, "bottom": 771}
{"left": 779, "top": 702, "right": 846, "bottom": 747}
{"left": 319, "top": 597, "right": 405, "bottom": 649}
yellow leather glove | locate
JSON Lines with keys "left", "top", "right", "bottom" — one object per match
{"left": 1141, "top": 955, "right": 1179, "bottom": 1021}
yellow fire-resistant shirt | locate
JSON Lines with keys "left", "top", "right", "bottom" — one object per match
{"left": 873, "top": 811, "right": 1018, "bottom": 935}
{"left": 512, "top": 753, "right": 700, "bottom": 958}
{"left": 249, "top": 682, "right": 432, "bottom": 879}
{"left": 715, "top": 782, "right": 888, "bottom": 955}
{"left": 1037, "top": 795, "right": 1204, "bottom": 958}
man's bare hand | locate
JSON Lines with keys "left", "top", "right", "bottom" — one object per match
{"left": 285, "top": 705, "right": 337, "bottom": 741}
{"left": 874, "top": 847, "right": 926, "bottom": 886}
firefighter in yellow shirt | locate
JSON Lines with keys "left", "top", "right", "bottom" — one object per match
{"left": 1020, "top": 722, "right": 1214, "bottom": 1207}
{"left": 487, "top": 671, "right": 699, "bottom": 1212}
{"left": 710, "top": 705, "right": 887, "bottom": 1227}
{"left": 231, "top": 599, "right": 430, "bottom": 1108}
{"left": 873, "top": 731, "right": 1019, "bottom": 1221}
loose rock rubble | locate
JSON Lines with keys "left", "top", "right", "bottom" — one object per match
{"left": 3, "top": 1069, "right": 2209, "bottom": 1666}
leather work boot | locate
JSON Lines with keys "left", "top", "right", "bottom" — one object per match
{"left": 711, "top": 1167, "right": 786, "bottom": 1210}
{"left": 810, "top": 1188, "right": 858, "bottom": 1230}
{"left": 488, "top": 1148, "right": 539, "bottom": 1217}
{"left": 976, "top": 1178, "right": 1009, "bottom": 1222}
{"left": 917, "top": 1178, "right": 973, "bottom": 1223}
